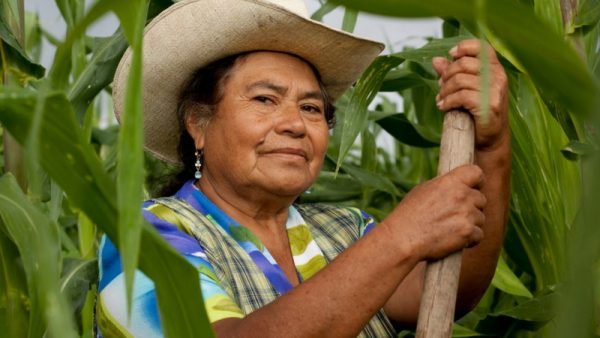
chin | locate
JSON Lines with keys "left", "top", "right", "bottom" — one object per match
{"left": 265, "top": 179, "right": 312, "bottom": 198}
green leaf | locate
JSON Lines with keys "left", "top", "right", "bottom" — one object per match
{"left": 0, "top": 174, "right": 78, "bottom": 338}
{"left": 376, "top": 113, "right": 439, "bottom": 147}
{"left": 60, "top": 257, "right": 98, "bottom": 317}
{"left": 360, "top": 128, "right": 377, "bottom": 172}
{"left": 0, "top": 229, "right": 28, "bottom": 338}
{"left": 333, "top": 0, "right": 600, "bottom": 118}
{"left": 301, "top": 172, "right": 362, "bottom": 202}
{"left": 560, "top": 140, "right": 596, "bottom": 160}
{"left": 381, "top": 68, "right": 427, "bottom": 92}
{"left": 115, "top": 0, "right": 148, "bottom": 319}
{"left": 393, "top": 36, "right": 466, "bottom": 66}
{"left": 452, "top": 323, "right": 483, "bottom": 337}
{"left": 492, "top": 255, "right": 534, "bottom": 299}
{"left": 575, "top": 0, "right": 600, "bottom": 29}
{"left": 0, "top": 88, "right": 214, "bottom": 338}
{"left": 68, "top": 31, "right": 128, "bottom": 120}
{"left": 0, "top": 19, "right": 45, "bottom": 80}
{"left": 342, "top": 7, "right": 358, "bottom": 33}
{"left": 492, "top": 291, "right": 557, "bottom": 322}
{"left": 339, "top": 161, "right": 401, "bottom": 197}
{"left": 336, "top": 56, "right": 403, "bottom": 171}
{"left": 534, "top": 0, "right": 564, "bottom": 35}
{"left": 311, "top": 1, "right": 338, "bottom": 21}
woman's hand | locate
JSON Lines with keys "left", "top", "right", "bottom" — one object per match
{"left": 382, "top": 164, "right": 486, "bottom": 261}
{"left": 432, "top": 39, "right": 509, "bottom": 152}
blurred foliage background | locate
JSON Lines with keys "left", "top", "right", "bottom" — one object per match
{"left": 1, "top": 0, "right": 599, "bottom": 337}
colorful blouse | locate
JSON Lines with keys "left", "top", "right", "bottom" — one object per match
{"left": 96, "top": 180, "right": 392, "bottom": 337}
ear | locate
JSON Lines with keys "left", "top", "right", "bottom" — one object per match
{"left": 185, "top": 113, "right": 206, "bottom": 150}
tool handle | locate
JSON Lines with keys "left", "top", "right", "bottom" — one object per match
{"left": 415, "top": 110, "right": 475, "bottom": 338}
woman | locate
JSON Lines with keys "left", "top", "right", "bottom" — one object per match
{"left": 98, "top": 0, "right": 510, "bottom": 337}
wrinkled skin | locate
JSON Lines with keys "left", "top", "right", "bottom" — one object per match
{"left": 184, "top": 41, "right": 510, "bottom": 337}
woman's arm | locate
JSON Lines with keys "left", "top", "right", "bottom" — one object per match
{"left": 383, "top": 39, "right": 511, "bottom": 325}
{"left": 213, "top": 164, "right": 487, "bottom": 337}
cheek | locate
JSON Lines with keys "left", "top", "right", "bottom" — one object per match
{"left": 310, "top": 127, "right": 330, "bottom": 164}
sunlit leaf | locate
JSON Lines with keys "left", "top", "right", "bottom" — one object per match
{"left": 491, "top": 255, "right": 534, "bottom": 299}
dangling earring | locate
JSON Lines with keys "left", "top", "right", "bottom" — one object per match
{"left": 194, "top": 149, "right": 203, "bottom": 179}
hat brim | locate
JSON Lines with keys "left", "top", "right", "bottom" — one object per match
{"left": 113, "top": 0, "right": 384, "bottom": 164}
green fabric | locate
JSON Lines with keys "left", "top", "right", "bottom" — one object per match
{"left": 155, "top": 197, "right": 397, "bottom": 337}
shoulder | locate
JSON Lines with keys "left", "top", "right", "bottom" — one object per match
{"left": 296, "top": 203, "right": 360, "bottom": 222}
{"left": 296, "top": 203, "right": 377, "bottom": 237}
{"left": 295, "top": 203, "right": 374, "bottom": 230}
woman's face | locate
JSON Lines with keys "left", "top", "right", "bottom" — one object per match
{"left": 191, "top": 52, "right": 330, "bottom": 200}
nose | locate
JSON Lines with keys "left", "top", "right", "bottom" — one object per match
{"left": 274, "top": 102, "right": 306, "bottom": 137}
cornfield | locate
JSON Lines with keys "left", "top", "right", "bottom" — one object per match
{"left": 0, "top": 0, "right": 599, "bottom": 337}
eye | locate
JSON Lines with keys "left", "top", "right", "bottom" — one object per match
{"left": 301, "top": 104, "right": 322, "bottom": 114}
{"left": 254, "top": 95, "right": 274, "bottom": 104}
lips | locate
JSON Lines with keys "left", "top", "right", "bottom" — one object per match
{"left": 263, "top": 147, "right": 308, "bottom": 160}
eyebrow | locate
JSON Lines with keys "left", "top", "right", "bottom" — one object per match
{"left": 245, "top": 80, "right": 324, "bottom": 101}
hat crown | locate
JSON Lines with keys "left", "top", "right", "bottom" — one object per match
{"left": 263, "top": 0, "right": 309, "bottom": 17}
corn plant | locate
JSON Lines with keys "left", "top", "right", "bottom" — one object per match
{"left": 1, "top": 0, "right": 599, "bottom": 337}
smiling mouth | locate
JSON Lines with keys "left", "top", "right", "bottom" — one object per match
{"left": 264, "top": 148, "right": 308, "bottom": 161}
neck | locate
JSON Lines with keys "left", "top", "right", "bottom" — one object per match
{"left": 195, "top": 175, "right": 296, "bottom": 234}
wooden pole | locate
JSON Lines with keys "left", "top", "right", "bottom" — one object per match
{"left": 415, "top": 110, "right": 475, "bottom": 338}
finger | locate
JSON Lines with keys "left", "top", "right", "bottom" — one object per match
{"left": 471, "top": 190, "right": 487, "bottom": 210}
{"left": 449, "top": 39, "right": 500, "bottom": 63}
{"left": 436, "top": 89, "right": 480, "bottom": 114}
{"left": 432, "top": 57, "right": 450, "bottom": 77}
{"left": 440, "top": 56, "right": 480, "bottom": 82}
{"left": 449, "top": 165, "right": 484, "bottom": 189}
{"left": 438, "top": 73, "right": 480, "bottom": 99}
{"left": 467, "top": 226, "right": 484, "bottom": 248}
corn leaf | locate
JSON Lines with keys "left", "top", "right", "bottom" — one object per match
{"left": 534, "top": 0, "right": 564, "bottom": 35}
{"left": 0, "top": 88, "right": 213, "bottom": 338}
{"left": 68, "top": 31, "right": 128, "bottom": 120}
{"left": 334, "top": 0, "right": 600, "bottom": 118}
{"left": 0, "top": 230, "right": 28, "bottom": 338}
{"left": 375, "top": 114, "right": 439, "bottom": 147}
{"left": 114, "top": 0, "right": 148, "bottom": 318}
{"left": 336, "top": 56, "right": 403, "bottom": 171}
{"left": 342, "top": 7, "right": 358, "bottom": 33}
{"left": 0, "top": 19, "right": 45, "bottom": 80}
{"left": 311, "top": 1, "right": 338, "bottom": 21}
{"left": 0, "top": 174, "right": 78, "bottom": 338}
{"left": 60, "top": 257, "right": 98, "bottom": 318}
{"left": 491, "top": 255, "right": 534, "bottom": 299}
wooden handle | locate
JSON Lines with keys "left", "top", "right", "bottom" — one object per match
{"left": 415, "top": 110, "right": 475, "bottom": 338}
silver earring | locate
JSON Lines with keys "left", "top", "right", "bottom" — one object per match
{"left": 194, "top": 149, "right": 203, "bottom": 179}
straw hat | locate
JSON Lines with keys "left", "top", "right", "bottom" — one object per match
{"left": 113, "top": 0, "right": 384, "bottom": 164}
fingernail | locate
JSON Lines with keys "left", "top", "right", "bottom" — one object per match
{"left": 449, "top": 46, "right": 458, "bottom": 57}
{"left": 435, "top": 93, "right": 440, "bottom": 101}
{"left": 438, "top": 78, "right": 443, "bottom": 86}
{"left": 436, "top": 99, "right": 444, "bottom": 108}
